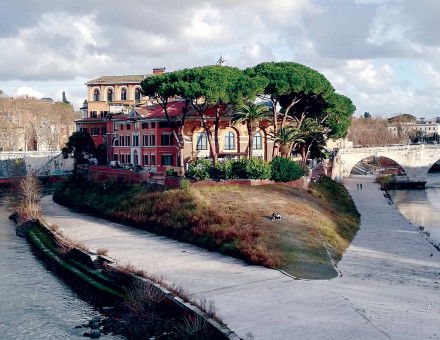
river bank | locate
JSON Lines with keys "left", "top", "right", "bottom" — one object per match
{"left": 41, "top": 176, "right": 440, "bottom": 339}
{"left": 0, "top": 194, "right": 121, "bottom": 340}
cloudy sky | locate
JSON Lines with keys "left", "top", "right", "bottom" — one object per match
{"left": 1, "top": 0, "right": 440, "bottom": 117}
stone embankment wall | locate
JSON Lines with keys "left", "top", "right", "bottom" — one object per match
{"left": 0, "top": 151, "right": 73, "bottom": 179}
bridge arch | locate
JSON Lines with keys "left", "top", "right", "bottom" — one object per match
{"left": 342, "top": 151, "right": 409, "bottom": 178}
{"left": 332, "top": 145, "right": 440, "bottom": 184}
{"left": 349, "top": 156, "right": 406, "bottom": 176}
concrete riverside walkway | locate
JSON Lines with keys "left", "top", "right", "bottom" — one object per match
{"left": 41, "top": 176, "right": 440, "bottom": 339}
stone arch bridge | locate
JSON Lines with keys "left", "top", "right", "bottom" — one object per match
{"left": 331, "top": 145, "right": 440, "bottom": 184}
{"left": 0, "top": 151, "right": 73, "bottom": 179}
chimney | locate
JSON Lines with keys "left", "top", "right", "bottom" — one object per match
{"left": 153, "top": 67, "right": 166, "bottom": 75}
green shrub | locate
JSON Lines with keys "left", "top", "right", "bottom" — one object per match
{"left": 179, "top": 179, "right": 190, "bottom": 190}
{"left": 185, "top": 159, "right": 211, "bottom": 181}
{"left": 165, "top": 168, "right": 178, "bottom": 177}
{"left": 208, "top": 161, "right": 231, "bottom": 180}
{"left": 299, "top": 163, "right": 310, "bottom": 176}
{"left": 229, "top": 158, "right": 271, "bottom": 179}
{"left": 270, "top": 156, "right": 305, "bottom": 182}
{"left": 375, "top": 175, "right": 391, "bottom": 184}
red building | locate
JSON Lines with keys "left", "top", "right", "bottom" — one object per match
{"left": 76, "top": 72, "right": 275, "bottom": 178}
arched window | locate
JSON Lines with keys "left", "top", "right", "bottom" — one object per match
{"left": 93, "top": 89, "right": 100, "bottom": 101}
{"left": 135, "top": 87, "right": 141, "bottom": 101}
{"left": 196, "top": 132, "right": 208, "bottom": 150}
{"left": 107, "top": 88, "right": 113, "bottom": 102}
{"left": 113, "top": 138, "right": 119, "bottom": 147}
{"left": 224, "top": 131, "right": 235, "bottom": 150}
{"left": 253, "top": 132, "right": 263, "bottom": 150}
{"left": 121, "top": 88, "right": 127, "bottom": 101}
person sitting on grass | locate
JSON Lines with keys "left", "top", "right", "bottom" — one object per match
{"left": 271, "top": 212, "right": 282, "bottom": 221}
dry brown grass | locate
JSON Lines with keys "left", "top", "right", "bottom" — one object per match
{"left": 110, "top": 262, "right": 222, "bottom": 322}
{"left": 13, "top": 174, "right": 43, "bottom": 224}
{"left": 15, "top": 202, "right": 42, "bottom": 224}
{"left": 55, "top": 178, "right": 359, "bottom": 279}
{"left": 96, "top": 248, "right": 109, "bottom": 256}
{"left": 53, "top": 233, "right": 90, "bottom": 253}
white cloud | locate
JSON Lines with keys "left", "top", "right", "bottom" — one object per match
{"left": 1, "top": 0, "right": 440, "bottom": 116}
{"left": 15, "top": 86, "right": 44, "bottom": 98}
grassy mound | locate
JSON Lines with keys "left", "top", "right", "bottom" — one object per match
{"left": 54, "top": 177, "right": 359, "bottom": 279}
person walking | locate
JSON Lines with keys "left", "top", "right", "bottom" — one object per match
{"left": 360, "top": 183, "right": 363, "bottom": 190}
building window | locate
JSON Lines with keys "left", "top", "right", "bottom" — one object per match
{"left": 126, "top": 124, "right": 131, "bottom": 130}
{"left": 133, "top": 135, "right": 139, "bottom": 146}
{"left": 159, "top": 122, "right": 172, "bottom": 128}
{"left": 135, "top": 88, "right": 141, "bottom": 101}
{"left": 224, "top": 131, "right": 235, "bottom": 150}
{"left": 121, "top": 88, "right": 127, "bottom": 101}
{"left": 90, "top": 111, "right": 97, "bottom": 118}
{"left": 150, "top": 154, "right": 156, "bottom": 166}
{"left": 107, "top": 88, "right": 113, "bottom": 102}
{"left": 119, "top": 136, "right": 124, "bottom": 146}
{"left": 143, "top": 134, "right": 148, "bottom": 146}
{"left": 161, "top": 133, "right": 172, "bottom": 146}
{"left": 254, "top": 132, "right": 263, "bottom": 150}
{"left": 150, "top": 134, "right": 156, "bottom": 146}
{"left": 113, "top": 122, "right": 118, "bottom": 131}
{"left": 134, "top": 122, "right": 139, "bottom": 129}
{"left": 196, "top": 132, "right": 208, "bottom": 150}
{"left": 101, "top": 127, "right": 107, "bottom": 135}
{"left": 161, "top": 155, "right": 173, "bottom": 166}
{"left": 93, "top": 89, "right": 100, "bottom": 101}
{"left": 101, "top": 111, "right": 109, "bottom": 118}
{"left": 113, "top": 138, "right": 119, "bottom": 147}
{"left": 151, "top": 122, "right": 156, "bottom": 128}
{"left": 120, "top": 154, "right": 125, "bottom": 163}
{"left": 91, "top": 127, "right": 100, "bottom": 136}
{"left": 126, "top": 154, "right": 131, "bottom": 164}
{"left": 143, "top": 154, "right": 148, "bottom": 165}
{"left": 142, "top": 122, "right": 148, "bottom": 129}
{"left": 113, "top": 154, "right": 118, "bottom": 161}
{"left": 126, "top": 136, "right": 131, "bottom": 146}
{"left": 120, "top": 124, "right": 124, "bottom": 131}
{"left": 133, "top": 151, "right": 138, "bottom": 165}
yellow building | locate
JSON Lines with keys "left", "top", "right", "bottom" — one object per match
{"left": 86, "top": 68, "right": 165, "bottom": 118}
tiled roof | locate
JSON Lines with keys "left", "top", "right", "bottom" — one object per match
{"left": 135, "top": 101, "right": 187, "bottom": 118}
{"left": 86, "top": 74, "right": 149, "bottom": 85}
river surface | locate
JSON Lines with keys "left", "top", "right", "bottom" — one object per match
{"left": 0, "top": 192, "right": 119, "bottom": 340}
{"left": 388, "top": 172, "right": 440, "bottom": 244}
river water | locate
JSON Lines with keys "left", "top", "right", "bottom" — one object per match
{"left": 0, "top": 192, "right": 119, "bottom": 340}
{"left": 388, "top": 172, "right": 440, "bottom": 244}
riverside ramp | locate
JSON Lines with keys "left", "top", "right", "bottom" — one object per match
{"left": 41, "top": 178, "right": 440, "bottom": 339}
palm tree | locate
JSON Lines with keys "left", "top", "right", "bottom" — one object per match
{"left": 298, "top": 118, "right": 324, "bottom": 163}
{"left": 268, "top": 125, "right": 305, "bottom": 157}
{"left": 232, "top": 102, "right": 270, "bottom": 157}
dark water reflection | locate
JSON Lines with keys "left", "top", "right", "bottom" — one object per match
{"left": 388, "top": 173, "right": 440, "bottom": 243}
{"left": 0, "top": 192, "right": 120, "bottom": 339}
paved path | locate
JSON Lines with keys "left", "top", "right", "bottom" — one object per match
{"left": 41, "top": 177, "right": 440, "bottom": 339}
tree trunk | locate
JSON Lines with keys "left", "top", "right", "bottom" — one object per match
{"left": 271, "top": 98, "right": 279, "bottom": 158}
{"left": 200, "top": 113, "right": 218, "bottom": 164}
{"left": 173, "top": 127, "right": 185, "bottom": 176}
{"left": 214, "top": 107, "right": 221, "bottom": 158}
{"left": 247, "top": 123, "right": 254, "bottom": 158}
